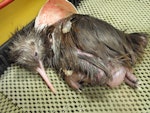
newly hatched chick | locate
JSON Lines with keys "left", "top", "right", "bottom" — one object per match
{"left": 9, "top": 14, "right": 148, "bottom": 92}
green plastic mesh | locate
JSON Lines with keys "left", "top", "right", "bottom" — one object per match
{"left": 0, "top": 93, "right": 23, "bottom": 113}
{"left": 0, "top": 0, "right": 150, "bottom": 113}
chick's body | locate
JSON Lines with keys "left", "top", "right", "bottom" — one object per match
{"left": 44, "top": 14, "right": 148, "bottom": 90}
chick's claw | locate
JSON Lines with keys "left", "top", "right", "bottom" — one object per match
{"left": 126, "top": 71, "right": 138, "bottom": 83}
{"left": 124, "top": 71, "right": 138, "bottom": 88}
{"left": 64, "top": 72, "right": 82, "bottom": 90}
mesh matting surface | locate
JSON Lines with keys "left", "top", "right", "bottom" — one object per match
{"left": 0, "top": 0, "right": 150, "bottom": 113}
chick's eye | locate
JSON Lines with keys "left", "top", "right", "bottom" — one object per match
{"left": 34, "top": 52, "right": 38, "bottom": 57}
{"left": 48, "top": 33, "right": 53, "bottom": 43}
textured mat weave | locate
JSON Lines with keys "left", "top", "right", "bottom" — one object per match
{"left": 0, "top": 0, "right": 150, "bottom": 113}
{"left": 0, "top": 93, "right": 23, "bottom": 113}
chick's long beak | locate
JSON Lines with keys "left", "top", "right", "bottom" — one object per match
{"left": 36, "top": 61, "right": 56, "bottom": 94}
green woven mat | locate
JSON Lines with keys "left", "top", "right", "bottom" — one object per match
{"left": 0, "top": 0, "right": 150, "bottom": 113}
{"left": 0, "top": 93, "right": 23, "bottom": 113}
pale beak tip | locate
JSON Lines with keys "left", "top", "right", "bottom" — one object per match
{"left": 36, "top": 61, "right": 57, "bottom": 94}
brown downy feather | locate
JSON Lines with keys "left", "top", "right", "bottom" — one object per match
{"left": 125, "top": 33, "right": 148, "bottom": 62}
{"left": 44, "top": 14, "right": 148, "bottom": 89}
